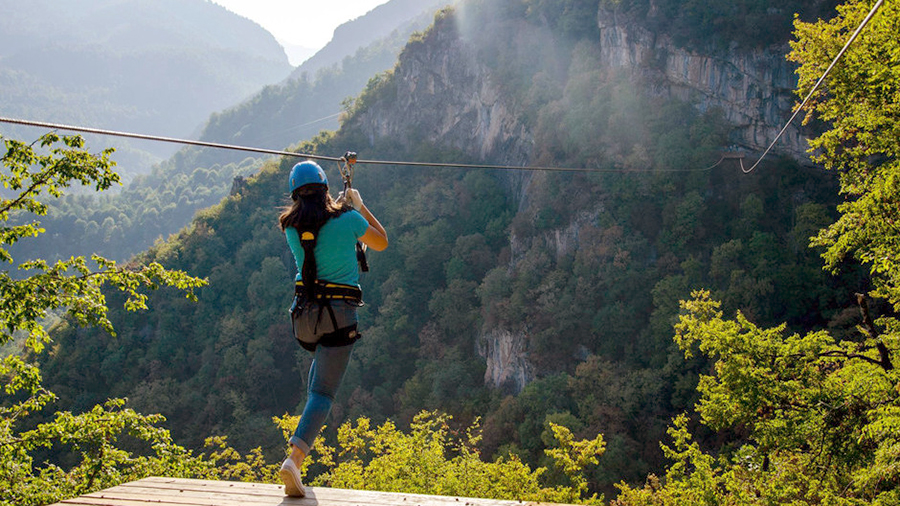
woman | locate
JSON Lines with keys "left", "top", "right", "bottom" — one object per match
{"left": 277, "top": 160, "right": 388, "bottom": 497}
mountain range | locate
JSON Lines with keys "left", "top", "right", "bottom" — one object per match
{"left": 0, "top": 0, "right": 295, "bottom": 175}
{"left": 4, "top": 0, "right": 451, "bottom": 264}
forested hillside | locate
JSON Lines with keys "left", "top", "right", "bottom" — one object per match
{"left": 0, "top": 0, "right": 291, "bottom": 174}
{"left": 6, "top": 0, "right": 448, "bottom": 266}
{"left": 34, "top": 0, "right": 883, "bottom": 499}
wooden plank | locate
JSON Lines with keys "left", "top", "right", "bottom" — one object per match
{"left": 49, "top": 478, "right": 280, "bottom": 506}
{"left": 58, "top": 498, "right": 292, "bottom": 506}
{"left": 110, "top": 484, "right": 519, "bottom": 506}
{"left": 57, "top": 498, "right": 220, "bottom": 506}
{"left": 119, "top": 477, "right": 282, "bottom": 497}
{"left": 127, "top": 478, "right": 484, "bottom": 505}
{"left": 49, "top": 477, "right": 566, "bottom": 506}
{"left": 137, "top": 476, "right": 276, "bottom": 489}
{"left": 79, "top": 488, "right": 288, "bottom": 506}
{"left": 132, "top": 477, "right": 544, "bottom": 506}
{"left": 67, "top": 478, "right": 286, "bottom": 506}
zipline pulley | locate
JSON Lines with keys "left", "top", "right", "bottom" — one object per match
{"left": 339, "top": 151, "right": 357, "bottom": 190}
{"left": 337, "top": 151, "right": 369, "bottom": 273}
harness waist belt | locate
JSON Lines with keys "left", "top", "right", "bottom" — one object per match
{"left": 295, "top": 281, "right": 362, "bottom": 301}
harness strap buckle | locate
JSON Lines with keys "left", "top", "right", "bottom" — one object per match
{"left": 295, "top": 281, "right": 363, "bottom": 302}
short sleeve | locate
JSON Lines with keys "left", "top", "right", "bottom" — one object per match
{"left": 348, "top": 210, "right": 369, "bottom": 238}
{"left": 284, "top": 226, "right": 301, "bottom": 252}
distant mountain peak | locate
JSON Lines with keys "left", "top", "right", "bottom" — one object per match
{"left": 290, "top": 0, "right": 451, "bottom": 78}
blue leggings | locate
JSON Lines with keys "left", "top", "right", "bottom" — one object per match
{"left": 290, "top": 343, "right": 354, "bottom": 454}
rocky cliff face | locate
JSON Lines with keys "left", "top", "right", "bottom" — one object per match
{"left": 354, "top": 7, "right": 809, "bottom": 163}
{"left": 596, "top": 8, "right": 808, "bottom": 158}
{"left": 478, "top": 328, "right": 534, "bottom": 393}
{"left": 349, "top": 5, "right": 810, "bottom": 390}
{"left": 352, "top": 12, "right": 535, "bottom": 169}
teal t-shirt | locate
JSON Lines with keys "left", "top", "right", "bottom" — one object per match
{"left": 285, "top": 210, "right": 370, "bottom": 287}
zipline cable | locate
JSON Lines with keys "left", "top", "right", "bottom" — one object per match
{"left": 0, "top": 115, "right": 726, "bottom": 173}
{"left": 0, "top": 115, "right": 345, "bottom": 163}
{"left": 252, "top": 112, "right": 344, "bottom": 145}
{"left": 740, "top": 0, "right": 885, "bottom": 174}
{"left": 353, "top": 155, "right": 728, "bottom": 173}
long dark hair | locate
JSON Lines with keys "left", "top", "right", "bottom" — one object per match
{"left": 279, "top": 183, "right": 350, "bottom": 231}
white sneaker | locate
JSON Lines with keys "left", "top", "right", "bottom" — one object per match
{"left": 280, "top": 458, "right": 306, "bottom": 497}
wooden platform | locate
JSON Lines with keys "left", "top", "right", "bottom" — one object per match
{"left": 48, "top": 476, "right": 554, "bottom": 506}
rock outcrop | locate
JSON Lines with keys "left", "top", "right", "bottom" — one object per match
{"left": 352, "top": 12, "right": 534, "bottom": 169}
{"left": 478, "top": 328, "right": 534, "bottom": 393}
{"left": 596, "top": 8, "right": 808, "bottom": 158}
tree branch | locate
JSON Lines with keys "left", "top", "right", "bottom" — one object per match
{"left": 856, "top": 293, "right": 893, "bottom": 370}
{"left": 817, "top": 349, "right": 887, "bottom": 368}
{"left": 0, "top": 168, "right": 56, "bottom": 216}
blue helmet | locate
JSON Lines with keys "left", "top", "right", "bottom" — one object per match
{"left": 288, "top": 161, "right": 327, "bottom": 193}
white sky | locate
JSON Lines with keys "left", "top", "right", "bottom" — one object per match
{"left": 210, "top": 0, "right": 392, "bottom": 50}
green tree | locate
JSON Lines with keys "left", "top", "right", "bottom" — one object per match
{"left": 313, "top": 411, "right": 605, "bottom": 504}
{"left": 616, "top": 291, "right": 900, "bottom": 504}
{"left": 0, "top": 133, "right": 207, "bottom": 505}
{"left": 616, "top": 2, "right": 900, "bottom": 503}
{"left": 791, "top": 0, "right": 900, "bottom": 309}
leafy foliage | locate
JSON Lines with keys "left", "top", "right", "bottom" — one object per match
{"left": 0, "top": 133, "right": 208, "bottom": 505}
{"left": 1, "top": 134, "right": 205, "bottom": 347}
{"left": 616, "top": 2, "right": 900, "bottom": 503}
{"left": 310, "top": 411, "right": 605, "bottom": 504}
{"left": 791, "top": 0, "right": 900, "bottom": 310}
{"left": 616, "top": 291, "right": 900, "bottom": 504}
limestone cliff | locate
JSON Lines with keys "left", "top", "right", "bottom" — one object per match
{"left": 478, "top": 328, "right": 534, "bottom": 393}
{"left": 352, "top": 6, "right": 809, "bottom": 168}
{"left": 596, "top": 8, "right": 808, "bottom": 158}
{"left": 351, "top": 11, "right": 534, "bottom": 169}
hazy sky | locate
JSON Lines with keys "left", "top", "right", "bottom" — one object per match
{"left": 211, "top": 0, "right": 392, "bottom": 50}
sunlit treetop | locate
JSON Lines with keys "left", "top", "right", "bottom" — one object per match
{"left": 788, "top": 0, "right": 900, "bottom": 309}
{"left": 0, "top": 132, "right": 206, "bottom": 353}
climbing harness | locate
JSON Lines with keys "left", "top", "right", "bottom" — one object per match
{"left": 337, "top": 151, "right": 369, "bottom": 273}
{"left": 295, "top": 280, "right": 362, "bottom": 302}
{"left": 290, "top": 226, "right": 363, "bottom": 352}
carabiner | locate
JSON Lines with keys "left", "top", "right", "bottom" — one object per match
{"left": 339, "top": 151, "right": 358, "bottom": 190}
